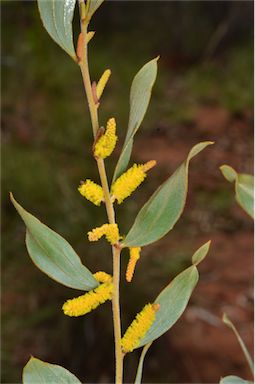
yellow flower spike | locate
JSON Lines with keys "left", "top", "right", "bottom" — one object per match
{"left": 78, "top": 180, "right": 104, "bottom": 206}
{"left": 62, "top": 282, "right": 113, "bottom": 317}
{"left": 62, "top": 271, "right": 113, "bottom": 317}
{"left": 121, "top": 303, "right": 160, "bottom": 353}
{"left": 142, "top": 160, "right": 157, "bottom": 172}
{"left": 88, "top": 224, "right": 108, "bottom": 242}
{"left": 111, "top": 160, "right": 157, "bottom": 204}
{"left": 96, "top": 69, "right": 111, "bottom": 100}
{"left": 104, "top": 223, "right": 120, "bottom": 245}
{"left": 94, "top": 118, "right": 118, "bottom": 159}
{"left": 88, "top": 223, "right": 120, "bottom": 245}
{"left": 93, "top": 271, "right": 112, "bottom": 283}
{"left": 126, "top": 247, "right": 141, "bottom": 282}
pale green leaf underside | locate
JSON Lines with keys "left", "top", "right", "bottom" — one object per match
{"left": 38, "top": 0, "right": 76, "bottom": 60}
{"left": 23, "top": 357, "right": 81, "bottom": 384}
{"left": 137, "top": 265, "right": 199, "bottom": 348}
{"left": 220, "top": 376, "right": 252, "bottom": 384}
{"left": 220, "top": 165, "right": 254, "bottom": 218}
{"left": 113, "top": 57, "right": 158, "bottom": 182}
{"left": 11, "top": 194, "right": 98, "bottom": 291}
{"left": 123, "top": 142, "right": 213, "bottom": 247}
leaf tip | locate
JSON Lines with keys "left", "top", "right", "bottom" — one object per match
{"left": 23, "top": 355, "right": 34, "bottom": 374}
{"left": 10, "top": 192, "right": 21, "bottom": 213}
{"left": 198, "top": 140, "right": 214, "bottom": 147}
{"left": 222, "top": 312, "right": 236, "bottom": 332}
{"left": 202, "top": 140, "right": 215, "bottom": 149}
{"left": 10, "top": 192, "right": 16, "bottom": 206}
{"left": 222, "top": 312, "right": 231, "bottom": 326}
{"left": 220, "top": 164, "right": 237, "bottom": 183}
{"left": 187, "top": 141, "right": 214, "bottom": 163}
{"left": 192, "top": 240, "right": 211, "bottom": 266}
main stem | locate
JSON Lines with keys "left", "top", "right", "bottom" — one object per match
{"left": 78, "top": 4, "right": 123, "bottom": 383}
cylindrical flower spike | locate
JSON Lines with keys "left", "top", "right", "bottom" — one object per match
{"left": 62, "top": 283, "right": 113, "bottom": 317}
{"left": 62, "top": 272, "right": 113, "bottom": 317}
{"left": 111, "top": 160, "right": 157, "bottom": 204}
{"left": 93, "top": 271, "right": 112, "bottom": 283}
{"left": 96, "top": 69, "right": 111, "bottom": 100}
{"left": 88, "top": 223, "right": 120, "bottom": 245}
{"left": 121, "top": 303, "right": 160, "bottom": 353}
{"left": 78, "top": 180, "right": 104, "bottom": 206}
{"left": 94, "top": 118, "right": 117, "bottom": 159}
{"left": 126, "top": 247, "right": 141, "bottom": 282}
{"left": 104, "top": 224, "right": 120, "bottom": 245}
{"left": 143, "top": 160, "right": 157, "bottom": 172}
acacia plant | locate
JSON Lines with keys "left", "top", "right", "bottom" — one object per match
{"left": 11, "top": 1, "right": 214, "bottom": 383}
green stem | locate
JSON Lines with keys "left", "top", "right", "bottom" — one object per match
{"left": 112, "top": 245, "right": 123, "bottom": 384}
{"left": 97, "top": 158, "right": 115, "bottom": 223}
{"left": 134, "top": 342, "right": 152, "bottom": 384}
{"left": 78, "top": 2, "right": 123, "bottom": 382}
{"left": 78, "top": 7, "right": 98, "bottom": 138}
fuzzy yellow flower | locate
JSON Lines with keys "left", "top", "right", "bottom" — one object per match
{"left": 96, "top": 69, "right": 111, "bottom": 100}
{"left": 111, "top": 160, "right": 156, "bottom": 204}
{"left": 93, "top": 271, "right": 112, "bottom": 283}
{"left": 94, "top": 118, "right": 117, "bottom": 159}
{"left": 62, "top": 272, "right": 113, "bottom": 317}
{"left": 126, "top": 247, "right": 141, "bottom": 282}
{"left": 121, "top": 303, "right": 160, "bottom": 353}
{"left": 88, "top": 223, "right": 119, "bottom": 245}
{"left": 78, "top": 179, "right": 104, "bottom": 206}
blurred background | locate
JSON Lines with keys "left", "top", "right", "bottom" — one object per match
{"left": 2, "top": 1, "right": 253, "bottom": 383}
